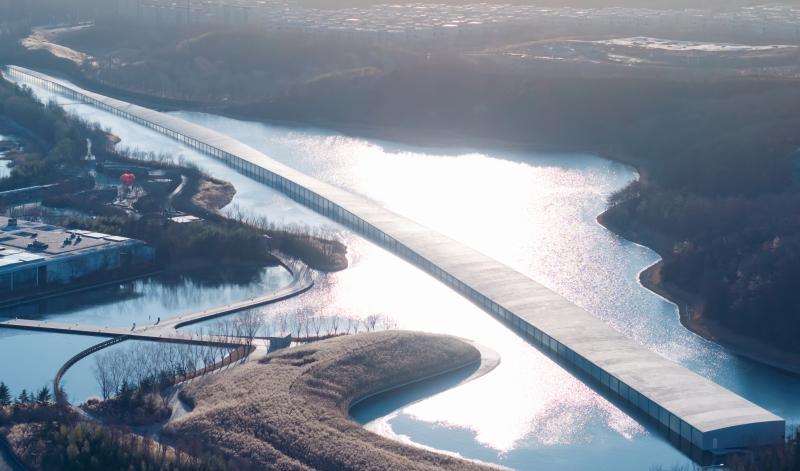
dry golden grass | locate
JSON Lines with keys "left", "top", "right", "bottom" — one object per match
{"left": 167, "top": 331, "right": 495, "bottom": 471}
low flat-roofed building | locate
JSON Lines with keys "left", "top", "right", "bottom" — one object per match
{"left": 0, "top": 216, "right": 154, "bottom": 295}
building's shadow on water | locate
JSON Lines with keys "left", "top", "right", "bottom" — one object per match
{"left": 161, "top": 263, "right": 269, "bottom": 288}
{"left": 350, "top": 362, "right": 480, "bottom": 425}
{"left": 0, "top": 263, "right": 274, "bottom": 320}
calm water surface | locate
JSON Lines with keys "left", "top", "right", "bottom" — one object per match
{"left": 0, "top": 264, "right": 292, "bottom": 401}
{"left": 7, "top": 74, "right": 800, "bottom": 469}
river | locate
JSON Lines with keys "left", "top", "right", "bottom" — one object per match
{"left": 4, "top": 72, "right": 800, "bottom": 470}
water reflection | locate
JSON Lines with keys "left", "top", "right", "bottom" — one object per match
{"left": 172, "top": 112, "right": 800, "bottom": 464}
{"left": 350, "top": 362, "right": 481, "bottom": 425}
{"left": 0, "top": 264, "right": 292, "bottom": 401}
{"left": 0, "top": 265, "right": 292, "bottom": 327}
{"left": 0, "top": 330, "right": 98, "bottom": 403}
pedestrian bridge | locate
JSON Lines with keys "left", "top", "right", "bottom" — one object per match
{"left": 3, "top": 65, "right": 784, "bottom": 455}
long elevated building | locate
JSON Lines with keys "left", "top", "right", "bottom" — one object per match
{"left": 4, "top": 65, "right": 784, "bottom": 454}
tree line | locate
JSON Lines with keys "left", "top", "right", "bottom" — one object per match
{"left": 7, "top": 419, "right": 239, "bottom": 471}
{"left": 90, "top": 309, "right": 398, "bottom": 405}
{"left": 0, "top": 381, "right": 52, "bottom": 409}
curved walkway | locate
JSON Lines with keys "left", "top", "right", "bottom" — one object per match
{"left": 0, "top": 257, "right": 313, "bottom": 343}
{"left": 0, "top": 255, "right": 314, "bottom": 402}
{"left": 54, "top": 336, "right": 129, "bottom": 402}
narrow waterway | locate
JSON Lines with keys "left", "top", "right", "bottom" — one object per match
{"left": 4, "top": 73, "right": 799, "bottom": 469}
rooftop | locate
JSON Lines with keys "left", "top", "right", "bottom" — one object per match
{"left": 0, "top": 216, "right": 136, "bottom": 272}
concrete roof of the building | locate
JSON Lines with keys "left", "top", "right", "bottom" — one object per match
{"left": 0, "top": 215, "right": 138, "bottom": 272}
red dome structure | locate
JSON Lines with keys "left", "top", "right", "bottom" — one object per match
{"left": 120, "top": 173, "right": 136, "bottom": 186}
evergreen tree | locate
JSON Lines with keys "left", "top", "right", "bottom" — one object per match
{"left": 0, "top": 382, "right": 10, "bottom": 407}
{"left": 16, "top": 389, "right": 30, "bottom": 405}
{"left": 36, "top": 385, "right": 52, "bottom": 405}
{"left": 119, "top": 379, "right": 134, "bottom": 405}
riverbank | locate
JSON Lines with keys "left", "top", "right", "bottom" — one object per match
{"left": 598, "top": 208, "right": 800, "bottom": 376}
{"left": 167, "top": 331, "right": 500, "bottom": 470}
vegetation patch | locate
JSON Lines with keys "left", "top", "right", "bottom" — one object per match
{"left": 167, "top": 331, "right": 492, "bottom": 471}
{"left": 5, "top": 421, "right": 231, "bottom": 471}
{"left": 62, "top": 215, "right": 279, "bottom": 268}
{"left": 83, "top": 393, "right": 171, "bottom": 427}
{"left": 191, "top": 178, "right": 236, "bottom": 214}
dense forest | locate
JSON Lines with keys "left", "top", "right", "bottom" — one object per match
{"left": 603, "top": 183, "right": 800, "bottom": 357}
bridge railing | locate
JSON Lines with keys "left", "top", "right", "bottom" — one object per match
{"left": 54, "top": 335, "right": 130, "bottom": 403}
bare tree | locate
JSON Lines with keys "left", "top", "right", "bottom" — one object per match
{"left": 349, "top": 316, "right": 361, "bottom": 334}
{"left": 93, "top": 354, "right": 114, "bottom": 400}
{"left": 309, "top": 316, "right": 323, "bottom": 338}
{"left": 262, "top": 313, "right": 274, "bottom": 337}
{"left": 108, "top": 350, "right": 127, "bottom": 395}
{"left": 213, "top": 320, "right": 235, "bottom": 360}
{"left": 379, "top": 314, "right": 398, "bottom": 331}
{"left": 365, "top": 314, "right": 380, "bottom": 332}
{"left": 290, "top": 308, "right": 305, "bottom": 338}
{"left": 301, "top": 308, "right": 313, "bottom": 338}
{"left": 329, "top": 315, "right": 341, "bottom": 335}
{"left": 200, "top": 329, "right": 217, "bottom": 371}
{"left": 237, "top": 311, "right": 263, "bottom": 347}
{"left": 276, "top": 311, "right": 290, "bottom": 336}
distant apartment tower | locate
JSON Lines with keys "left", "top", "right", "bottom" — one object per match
{"left": 0, "top": 216, "right": 154, "bottom": 296}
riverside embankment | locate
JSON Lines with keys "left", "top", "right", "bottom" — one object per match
{"left": 597, "top": 208, "right": 800, "bottom": 376}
